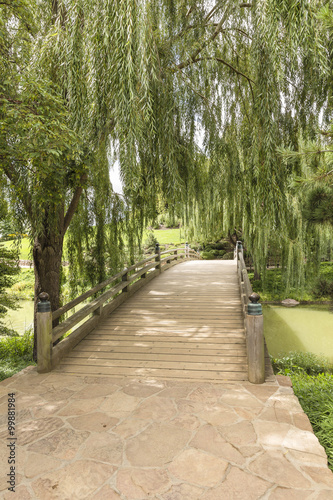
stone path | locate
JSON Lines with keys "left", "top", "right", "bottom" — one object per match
{"left": 1, "top": 367, "right": 333, "bottom": 499}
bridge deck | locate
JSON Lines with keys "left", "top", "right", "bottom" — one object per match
{"left": 59, "top": 261, "right": 247, "bottom": 381}
{"left": 60, "top": 260, "right": 250, "bottom": 381}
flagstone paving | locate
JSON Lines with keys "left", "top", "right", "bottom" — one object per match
{"left": 1, "top": 367, "right": 333, "bottom": 499}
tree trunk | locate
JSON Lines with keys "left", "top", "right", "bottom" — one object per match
{"left": 33, "top": 232, "right": 64, "bottom": 361}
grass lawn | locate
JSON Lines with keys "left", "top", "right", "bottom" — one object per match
{"left": 143, "top": 228, "right": 186, "bottom": 245}
{"left": 1, "top": 238, "right": 32, "bottom": 260}
{"left": 1, "top": 228, "right": 187, "bottom": 261}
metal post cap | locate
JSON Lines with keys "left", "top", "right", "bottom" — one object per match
{"left": 248, "top": 292, "right": 262, "bottom": 315}
{"left": 37, "top": 292, "right": 51, "bottom": 313}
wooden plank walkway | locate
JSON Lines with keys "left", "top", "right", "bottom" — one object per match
{"left": 59, "top": 260, "right": 252, "bottom": 381}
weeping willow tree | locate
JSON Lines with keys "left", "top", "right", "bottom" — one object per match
{"left": 1, "top": 0, "right": 333, "bottom": 357}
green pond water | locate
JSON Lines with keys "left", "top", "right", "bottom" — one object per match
{"left": 263, "top": 304, "right": 333, "bottom": 363}
{"left": 5, "top": 300, "right": 34, "bottom": 334}
{"left": 4, "top": 301, "right": 333, "bottom": 364}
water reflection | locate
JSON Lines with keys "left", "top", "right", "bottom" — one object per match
{"left": 263, "top": 304, "right": 333, "bottom": 362}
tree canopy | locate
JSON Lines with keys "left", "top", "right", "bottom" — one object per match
{"left": 1, "top": 0, "right": 333, "bottom": 352}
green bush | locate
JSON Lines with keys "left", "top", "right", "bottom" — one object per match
{"left": 221, "top": 251, "right": 234, "bottom": 260}
{"left": 143, "top": 232, "right": 159, "bottom": 252}
{"left": 271, "top": 351, "right": 332, "bottom": 376}
{"left": 312, "top": 278, "right": 333, "bottom": 299}
{"left": 201, "top": 251, "right": 216, "bottom": 260}
{"left": 0, "top": 328, "right": 35, "bottom": 381}
{"left": 271, "top": 351, "right": 333, "bottom": 471}
{"left": 292, "top": 372, "right": 333, "bottom": 470}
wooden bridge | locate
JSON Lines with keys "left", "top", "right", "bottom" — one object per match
{"left": 37, "top": 245, "right": 273, "bottom": 383}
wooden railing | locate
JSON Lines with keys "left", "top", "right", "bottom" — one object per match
{"left": 235, "top": 241, "right": 265, "bottom": 384}
{"left": 36, "top": 245, "right": 201, "bottom": 373}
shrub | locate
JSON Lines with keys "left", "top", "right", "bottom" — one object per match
{"left": 201, "top": 251, "right": 216, "bottom": 260}
{"left": 271, "top": 351, "right": 333, "bottom": 471}
{"left": 271, "top": 351, "right": 332, "bottom": 376}
{"left": 312, "top": 278, "right": 333, "bottom": 299}
{"left": 143, "top": 232, "right": 159, "bottom": 252}
{"left": 221, "top": 251, "right": 234, "bottom": 260}
{"left": 0, "top": 328, "right": 34, "bottom": 361}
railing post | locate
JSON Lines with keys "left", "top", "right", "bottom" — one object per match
{"left": 246, "top": 292, "right": 265, "bottom": 384}
{"left": 155, "top": 242, "right": 161, "bottom": 271}
{"left": 185, "top": 242, "right": 189, "bottom": 258}
{"left": 37, "top": 292, "right": 53, "bottom": 373}
{"left": 174, "top": 249, "right": 178, "bottom": 261}
{"left": 122, "top": 267, "right": 128, "bottom": 292}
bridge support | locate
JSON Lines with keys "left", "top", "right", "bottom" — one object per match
{"left": 246, "top": 293, "right": 265, "bottom": 384}
{"left": 155, "top": 243, "right": 161, "bottom": 271}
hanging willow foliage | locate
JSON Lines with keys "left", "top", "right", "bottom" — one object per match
{"left": 1, "top": 0, "right": 333, "bottom": 335}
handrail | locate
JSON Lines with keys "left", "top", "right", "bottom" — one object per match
{"left": 235, "top": 241, "right": 265, "bottom": 384}
{"left": 36, "top": 245, "right": 201, "bottom": 373}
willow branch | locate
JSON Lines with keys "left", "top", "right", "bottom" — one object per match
{"left": 2, "top": 165, "right": 33, "bottom": 219}
{"left": 177, "top": 3, "right": 232, "bottom": 70}
{"left": 63, "top": 173, "right": 87, "bottom": 233}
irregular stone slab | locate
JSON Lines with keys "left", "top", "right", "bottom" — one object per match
{"left": 122, "top": 381, "right": 165, "bottom": 398}
{"left": 220, "top": 390, "right": 264, "bottom": 408}
{"left": 253, "top": 420, "right": 291, "bottom": 448}
{"left": 114, "top": 416, "right": 151, "bottom": 439}
{"left": 245, "top": 385, "right": 278, "bottom": 401}
{"left": 25, "top": 452, "right": 63, "bottom": 478}
{"left": 187, "top": 386, "right": 225, "bottom": 403}
{"left": 32, "top": 399, "right": 68, "bottom": 419}
{"left": 126, "top": 422, "right": 191, "bottom": 467}
{"left": 58, "top": 397, "right": 105, "bottom": 416}
{"left": 200, "top": 466, "right": 270, "bottom": 500}
{"left": 71, "top": 384, "right": 119, "bottom": 399}
{"left": 99, "top": 391, "right": 141, "bottom": 418}
{"left": 287, "top": 449, "right": 329, "bottom": 466}
{"left": 67, "top": 412, "right": 118, "bottom": 432}
{"left": 268, "top": 487, "right": 316, "bottom": 499}
{"left": 171, "top": 414, "right": 200, "bottom": 430}
{"left": 41, "top": 374, "right": 85, "bottom": 389}
{"left": 175, "top": 399, "right": 205, "bottom": 414}
{"left": 276, "top": 375, "right": 292, "bottom": 387}
{"left": 41, "top": 388, "right": 76, "bottom": 401}
{"left": 157, "top": 385, "right": 193, "bottom": 399}
{"left": 132, "top": 396, "right": 176, "bottom": 421}
{"left": 316, "top": 491, "right": 333, "bottom": 499}
{"left": 28, "top": 427, "right": 90, "bottom": 460}
{"left": 237, "top": 445, "right": 263, "bottom": 457}
{"left": 258, "top": 407, "right": 293, "bottom": 425}
{"left": 283, "top": 428, "right": 327, "bottom": 455}
{"left": 293, "top": 413, "right": 313, "bottom": 431}
{"left": 249, "top": 450, "right": 311, "bottom": 488}
{"left": 116, "top": 468, "right": 170, "bottom": 499}
{"left": 301, "top": 466, "right": 333, "bottom": 488}
{"left": 3, "top": 484, "right": 32, "bottom": 499}
{"left": 31, "top": 460, "right": 114, "bottom": 499}
{"left": 14, "top": 417, "right": 64, "bottom": 446}
{"left": 268, "top": 393, "right": 303, "bottom": 412}
{"left": 190, "top": 425, "right": 245, "bottom": 466}
{"left": 219, "top": 420, "right": 257, "bottom": 447}
{"left": 91, "top": 484, "right": 121, "bottom": 499}
{"left": 160, "top": 483, "right": 204, "bottom": 500}
{"left": 80, "top": 432, "right": 123, "bottom": 465}
{"left": 197, "top": 404, "right": 239, "bottom": 426}
{"left": 168, "top": 448, "right": 228, "bottom": 487}
{"left": 84, "top": 376, "right": 122, "bottom": 385}
{"left": 233, "top": 407, "right": 262, "bottom": 421}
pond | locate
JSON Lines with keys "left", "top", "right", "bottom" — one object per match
{"left": 263, "top": 304, "right": 333, "bottom": 363}
{"left": 5, "top": 300, "right": 34, "bottom": 334}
